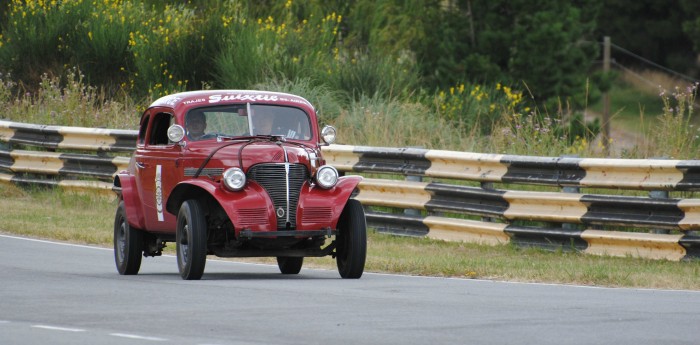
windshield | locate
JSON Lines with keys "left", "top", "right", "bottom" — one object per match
{"left": 185, "top": 104, "right": 312, "bottom": 141}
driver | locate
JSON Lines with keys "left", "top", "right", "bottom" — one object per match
{"left": 186, "top": 112, "right": 207, "bottom": 140}
{"left": 252, "top": 108, "right": 275, "bottom": 135}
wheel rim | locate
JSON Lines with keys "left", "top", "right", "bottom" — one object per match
{"left": 179, "top": 223, "right": 189, "bottom": 264}
{"left": 117, "top": 219, "right": 127, "bottom": 263}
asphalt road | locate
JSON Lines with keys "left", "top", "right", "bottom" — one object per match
{"left": 1, "top": 234, "right": 699, "bottom": 345}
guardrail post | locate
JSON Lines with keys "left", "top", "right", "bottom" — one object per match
{"left": 561, "top": 185, "right": 581, "bottom": 230}
{"left": 405, "top": 174, "right": 422, "bottom": 217}
{"left": 649, "top": 189, "right": 671, "bottom": 234}
{"left": 481, "top": 182, "right": 495, "bottom": 222}
{"left": 649, "top": 157, "right": 671, "bottom": 234}
{"left": 404, "top": 146, "right": 425, "bottom": 217}
{"left": 561, "top": 155, "right": 580, "bottom": 231}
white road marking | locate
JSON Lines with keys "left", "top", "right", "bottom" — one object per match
{"left": 32, "top": 325, "right": 86, "bottom": 332}
{"left": 0, "top": 234, "right": 111, "bottom": 251}
{"left": 110, "top": 333, "right": 168, "bottom": 341}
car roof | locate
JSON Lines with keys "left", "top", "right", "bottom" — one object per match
{"left": 148, "top": 90, "right": 315, "bottom": 114}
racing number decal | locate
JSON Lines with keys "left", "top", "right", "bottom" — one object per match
{"left": 155, "top": 164, "right": 164, "bottom": 222}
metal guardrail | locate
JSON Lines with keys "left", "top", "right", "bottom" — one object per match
{"left": 323, "top": 145, "right": 700, "bottom": 191}
{"left": 1, "top": 119, "right": 699, "bottom": 260}
{"left": 0, "top": 120, "right": 137, "bottom": 152}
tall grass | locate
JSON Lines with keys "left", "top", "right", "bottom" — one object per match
{"left": 2, "top": 64, "right": 698, "bottom": 160}
{"left": 331, "top": 94, "right": 478, "bottom": 150}
{"left": 0, "top": 68, "right": 137, "bottom": 129}
{"left": 647, "top": 83, "right": 700, "bottom": 158}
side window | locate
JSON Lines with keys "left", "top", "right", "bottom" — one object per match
{"left": 138, "top": 114, "right": 150, "bottom": 145}
{"left": 148, "top": 113, "right": 174, "bottom": 145}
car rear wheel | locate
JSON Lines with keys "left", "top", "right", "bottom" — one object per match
{"left": 114, "top": 201, "right": 143, "bottom": 275}
{"left": 336, "top": 199, "right": 367, "bottom": 279}
{"left": 177, "top": 199, "right": 207, "bottom": 280}
{"left": 277, "top": 256, "right": 304, "bottom": 274}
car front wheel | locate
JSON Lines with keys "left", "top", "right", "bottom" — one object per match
{"left": 114, "top": 201, "right": 143, "bottom": 275}
{"left": 177, "top": 199, "right": 207, "bottom": 280}
{"left": 336, "top": 199, "right": 367, "bottom": 279}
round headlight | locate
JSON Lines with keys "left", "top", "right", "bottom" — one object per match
{"left": 321, "top": 125, "right": 336, "bottom": 144}
{"left": 222, "top": 167, "right": 246, "bottom": 191}
{"left": 167, "top": 124, "right": 185, "bottom": 143}
{"left": 315, "top": 165, "right": 338, "bottom": 189}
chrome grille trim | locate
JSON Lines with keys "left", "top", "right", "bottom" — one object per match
{"left": 248, "top": 163, "right": 309, "bottom": 229}
{"left": 184, "top": 167, "right": 224, "bottom": 177}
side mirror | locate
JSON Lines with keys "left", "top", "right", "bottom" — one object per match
{"left": 167, "top": 124, "right": 186, "bottom": 143}
{"left": 321, "top": 125, "right": 336, "bottom": 145}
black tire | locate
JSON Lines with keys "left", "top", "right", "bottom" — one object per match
{"left": 277, "top": 257, "right": 304, "bottom": 274}
{"left": 114, "top": 201, "right": 143, "bottom": 275}
{"left": 336, "top": 199, "right": 367, "bottom": 279}
{"left": 176, "top": 200, "right": 208, "bottom": 280}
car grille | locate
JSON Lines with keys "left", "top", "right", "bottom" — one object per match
{"left": 302, "top": 206, "right": 333, "bottom": 223}
{"left": 248, "top": 163, "right": 309, "bottom": 229}
{"left": 236, "top": 208, "right": 268, "bottom": 228}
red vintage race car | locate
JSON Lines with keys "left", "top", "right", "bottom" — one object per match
{"left": 113, "top": 90, "right": 366, "bottom": 279}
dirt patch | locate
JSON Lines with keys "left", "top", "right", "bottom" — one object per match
{"left": 584, "top": 110, "right": 646, "bottom": 157}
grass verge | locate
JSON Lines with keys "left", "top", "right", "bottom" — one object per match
{"left": 1, "top": 183, "right": 698, "bottom": 290}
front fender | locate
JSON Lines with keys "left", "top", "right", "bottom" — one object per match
{"left": 297, "top": 175, "right": 363, "bottom": 230}
{"left": 166, "top": 179, "right": 277, "bottom": 233}
{"left": 114, "top": 173, "right": 146, "bottom": 230}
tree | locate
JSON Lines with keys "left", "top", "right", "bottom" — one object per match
{"left": 414, "top": 0, "right": 601, "bottom": 107}
{"left": 596, "top": 0, "right": 698, "bottom": 77}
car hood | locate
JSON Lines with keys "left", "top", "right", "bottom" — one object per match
{"left": 186, "top": 140, "right": 317, "bottom": 172}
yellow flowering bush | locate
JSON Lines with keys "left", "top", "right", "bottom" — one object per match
{"left": 435, "top": 82, "right": 527, "bottom": 134}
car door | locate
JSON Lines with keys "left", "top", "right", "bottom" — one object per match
{"left": 134, "top": 111, "right": 181, "bottom": 232}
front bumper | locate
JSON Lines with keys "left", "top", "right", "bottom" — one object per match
{"left": 238, "top": 228, "right": 335, "bottom": 239}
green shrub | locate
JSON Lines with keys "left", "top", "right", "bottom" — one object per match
{"left": 324, "top": 52, "right": 420, "bottom": 103}
{"left": 0, "top": 0, "right": 91, "bottom": 85}
{"left": 430, "top": 82, "right": 528, "bottom": 135}
{"left": 69, "top": 1, "right": 142, "bottom": 91}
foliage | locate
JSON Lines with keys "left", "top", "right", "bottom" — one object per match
{"left": 431, "top": 82, "right": 526, "bottom": 135}
{"left": 412, "top": 0, "right": 601, "bottom": 109}
{"left": 0, "top": 0, "right": 601, "bottom": 107}
{"left": 0, "top": 0, "right": 696, "bottom": 159}
{"left": 0, "top": 68, "right": 137, "bottom": 129}
{"left": 648, "top": 83, "right": 700, "bottom": 158}
{"left": 489, "top": 112, "right": 597, "bottom": 157}
{"left": 597, "top": 0, "right": 698, "bottom": 75}
{"left": 325, "top": 52, "right": 420, "bottom": 103}
{"left": 253, "top": 77, "right": 344, "bottom": 125}
{"left": 0, "top": 0, "right": 90, "bottom": 86}
{"left": 330, "top": 94, "right": 477, "bottom": 150}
